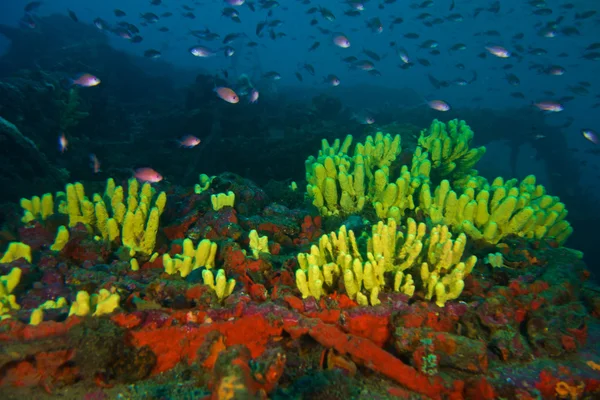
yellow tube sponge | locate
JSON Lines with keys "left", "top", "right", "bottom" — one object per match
{"left": 417, "top": 119, "right": 486, "bottom": 181}
{"left": 0, "top": 242, "right": 32, "bottom": 263}
{"left": 50, "top": 226, "right": 69, "bottom": 251}
{"left": 419, "top": 175, "right": 573, "bottom": 245}
{"left": 211, "top": 191, "right": 235, "bottom": 211}
{"left": 69, "top": 291, "right": 91, "bottom": 316}
{"left": 164, "top": 238, "right": 218, "bottom": 277}
{"left": 1, "top": 268, "right": 22, "bottom": 320}
{"left": 305, "top": 132, "right": 401, "bottom": 217}
{"left": 194, "top": 174, "right": 214, "bottom": 194}
{"left": 202, "top": 269, "right": 236, "bottom": 301}
{"left": 249, "top": 230, "right": 269, "bottom": 259}
{"left": 93, "top": 289, "right": 120, "bottom": 316}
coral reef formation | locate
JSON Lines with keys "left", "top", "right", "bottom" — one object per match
{"left": 0, "top": 119, "right": 597, "bottom": 400}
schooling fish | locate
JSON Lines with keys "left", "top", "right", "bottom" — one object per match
{"left": 533, "top": 101, "right": 563, "bottom": 112}
{"left": 333, "top": 34, "right": 351, "bottom": 48}
{"left": 189, "top": 46, "right": 216, "bottom": 57}
{"left": 581, "top": 129, "right": 598, "bottom": 144}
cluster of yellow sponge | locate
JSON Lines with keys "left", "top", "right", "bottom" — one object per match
{"left": 211, "top": 191, "right": 235, "bottom": 211}
{"left": 69, "top": 289, "right": 120, "bottom": 317}
{"left": 19, "top": 178, "right": 167, "bottom": 259}
{"left": 295, "top": 218, "right": 476, "bottom": 307}
{"left": 419, "top": 175, "right": 572, "bottom": 244}
{"left": 0, "top": 268, "right": 21, "bottom": 320}
{"left": 305, "top": 132, "right": 402, "bottom": 216}
{"left": 0, "top": 242, "right": 32, "bottom": 264}
{"left": 162, "top": 238, "right": 235, "bottom": 301}
{"left": 417, "top": 119, "right": 486, "bottom": 182}
{"left": 163, "top": 238, "right": 217, "bottom": 277}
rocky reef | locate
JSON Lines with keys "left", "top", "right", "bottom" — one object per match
{"left": 1, "top": 119, "right": 599, "bottom": 400}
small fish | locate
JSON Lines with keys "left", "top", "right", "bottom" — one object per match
{"left": 581, "top": 129, "right": 598, "bottom": 144}
{"left": 68, "top": 10, "right": 79, "bottom": 22}
{"left": 363, "top": 48, "right": 380, "bottom": 61}
{"left": 179, "top": 135, "right": 201, "bottom": 148}
{"left": 140, "top": 12, "right": 159, "bottom": 23}
{"left": 366, "top": 17, "right": 383, "bottom": 33}
{"left": 263, "top": 71, "right": 281, "bottom": 80}
{"left": 325, "top": 74, "right": 340, "bottom": 86}
{"left": 303, "top": 64, "right": 315, "bottom": 76}
{"left": 449, "top": 43, "right": 467, "bottom": 52}
{"left": 428, "top": 100, "right": 451, "bottom": 111}
{"left": 319, "top": 7, "right": 336, "bottom": 21}
{"left": 144, "top": 49, "right": 161, "bottom": 59}
{"left": 58, "top": 134, "right": 68, "bottom": 153}
{"left": 309, "top": 41, "right": 320, "bottom": 51}
{"left": 353, "top": 60, "right": 375, "bottom": 71}
{"left": 71, "top": 73, "right": 101, "bottom": 87}
{"left": 546, "top": 66, "right": 565, "bottom": 76}
{"left": 225, "top": 0, "right": 245, "bottom": 5}
{"left": 189, "top": 46, "right": 216, "bottom": 57}
{"left": 575, "top": 10, "right": 596, "bottom": 19}
{"left": 397, "top": 47, "right": 410, "bottom": 63}
{"left": 249, "top": 89, "right": 259, "bottom": 103}
{"left": 533, "top": 101, "right": 563, "bottom": 112}
{"left": 24, "top": 1, "right": 42, "bottom": 13}
{"left": 505, "top": 73, "right": 520, "bottom": 86}
{"left": 485, "top": 45, "right": 510, "bottom": 58}
{"left": 135, "top": 168, "right": 163, "bottom": 183}
{"left": 114, "top": 9, "right": 126, "bottom": 17}
{"left": 93, "top": 18, "right": 109, "bottom": 30}
{"left": 90, "top": 154, "right": 101, "bottom": 173}
{"left": 223, "top": 46, "right": 235, "bottom": 57}
{"left": 333, "top": 34, "right": 350, "bottom": 48}
{"left": 214, "top": 87, "right": 239, "bottom": 103}
{"left": 295, "top": 72, "right": 303, "bottom": 81}
{"left": 353, "top": 114, "right": 375, "bottom": 124}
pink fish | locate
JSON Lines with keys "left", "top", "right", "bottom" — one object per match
{"left": 428, "top": 100, "right": 451, "bottom": 112}
{"left": 333, "top": 35, "right": 351, "bottom": 48}
{"left": 214, "top": 87, "right": 239, "bottom": 103}
{"left": 71, "top": 73, "right": 101, "bottom": 87}
{"left": 249, "top": 89, "right": 259, "bottom": 103}
{"left": 179, "top": 135, "right": 201, "bottom": 148}
{"left": 485, "top": 45, "right": 511, "bottom": 58}
{"left": 90, "top": 154, "right": 101, "bottom": 173}
{"left": 58, "top": 134, "right": 68, "bottom": 153}
{"left": 134, "top": 168, "right": 163, "bottom": 183}
{"left": 581, "top": 129, "right": 598, "bottom": 144}
{"left": 533, "top": 101, "right": 563, "bottom": 112}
